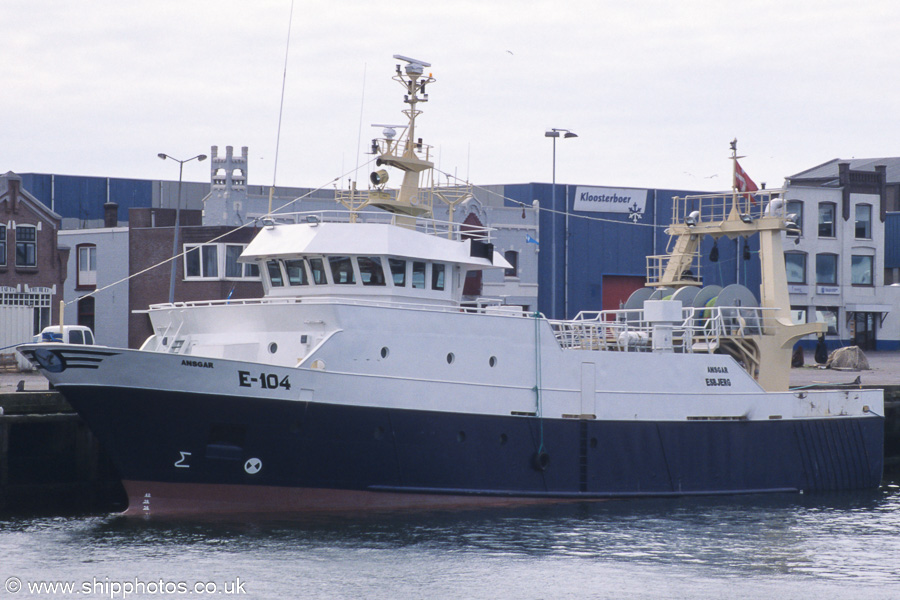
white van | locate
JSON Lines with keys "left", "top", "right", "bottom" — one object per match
{"left": 34, "top": 325, "right": 95, "bottom": 345}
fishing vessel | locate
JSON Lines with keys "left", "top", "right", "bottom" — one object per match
{"left": 20, "top": 56, "right": 883, "bottom": 516}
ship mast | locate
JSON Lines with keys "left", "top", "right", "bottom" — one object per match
{"left": 647, "top": 140, "right": 825, "bottom": 391}
{"left": 366, "top": 55, "right": 436, "bottom": 225}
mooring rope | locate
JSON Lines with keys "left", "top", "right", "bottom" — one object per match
{"left": 533, "top": 311, "right": 546, "bottom": 454}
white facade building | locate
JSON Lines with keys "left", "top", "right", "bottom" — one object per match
{"left": 785, "top": 160, "right": 900, "bottom": 350}
{"left": 58, "top": 226, "right": 130, "bottom": 348}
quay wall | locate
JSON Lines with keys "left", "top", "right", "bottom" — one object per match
{"left": 0, "top": 392, "right": 126, "bottom": 513}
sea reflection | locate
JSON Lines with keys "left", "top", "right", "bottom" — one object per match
{"left": 56, "top": 479, "right": 898, "bottom": 579}
{"left": 1, "top": 475, "right": 898, "bottom": 598}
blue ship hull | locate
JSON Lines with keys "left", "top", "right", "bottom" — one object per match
{"left": 57, "top": 385, "right": 884, "bottom": 515}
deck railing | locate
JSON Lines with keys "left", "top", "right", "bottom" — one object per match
{"left": 549, "top": 305, "right": 779, "bottom": 353}
{"left": 259, "top": 210, "right": 494, "bottom": 242}
{"left": 146, "top": 296, "right": 778, "bottom": 356}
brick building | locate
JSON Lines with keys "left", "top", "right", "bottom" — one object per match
{"left": 0, "top": 172, "right": 69, "bottom": 367}
{"left": 127, "top": 207, "right": 262, "bottom": 348}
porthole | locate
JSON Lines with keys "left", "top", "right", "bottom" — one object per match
{"left": 590, "top": 437, "right": 598, "bottom": 449}
{"left": 499, "top": 433, "right": 508, "bottom": 445}
{"left": 268, "top": 342, "right": 278, "bottom": 354}
{"left": 457, "top": 431, "right": 466, "bottom": 443}
{"left": 374, "top": 426, "right": 385, "bottom": 440}
{"left": 489, "top": 356, "right": 497, "bottom": 367}
{"left": 447, "top": 352, "right": 455, "bottom": 364}
{"left": 381, "top": 347, "right": 389, "bottom": 359}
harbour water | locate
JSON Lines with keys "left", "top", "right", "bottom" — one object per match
{"left": 1, "top": 472, "right": 899, "bottom": 599}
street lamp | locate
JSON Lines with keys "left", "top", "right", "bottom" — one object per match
{"left": 158, "top": 152, "right": 208, "bottom": 304}
{"left": 544, "top": 128, "right": 577, "bottom": 319}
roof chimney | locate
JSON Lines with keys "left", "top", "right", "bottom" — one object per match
{"left": 4, "top": 171, "right": 22, "bottom": 212}
{"left": 104, "top": 202, "right": 119, "bottom": 227}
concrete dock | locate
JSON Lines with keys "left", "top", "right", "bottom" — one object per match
{"left": 789, "top": 350, "right": 900, "bottom": 389}
{"left": 0, "top": 371, "right": 126, "bottom": 513}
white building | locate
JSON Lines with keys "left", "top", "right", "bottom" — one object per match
{"left": 58, "top": 221, "right": 130, "bottom": 348}
{"left": 785, "top": 160, "right": 900, "bottom": 350}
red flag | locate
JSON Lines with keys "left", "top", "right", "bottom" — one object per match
{"left": 734, "top": 160, "right": 758, "bottom": 204}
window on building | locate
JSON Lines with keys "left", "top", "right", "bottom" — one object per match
{"left": 814, "top": 307, "right": 839, "bottom": 335}
{"left": 855, "top": 204, "right": 872, "bottom": 239}
{"left": 15, "top": 225, "right": 36, "bottom": 267}
{"left": 32, "top": 305, "right": 50, "bottom": 335}
{"left": 851, "top": 255, "right": 873, "bottom": 286}
{"left": 786, "top": 200, "right": 803, "bottom": 237}
{"left": 412, "top": 261, "right": 426, "bottom": 289}
{"left": 185, "top": 243, "right": 258, "bottom": 280}
{"left": 329, "top": 256, "right": 356, "bottom": 284}
{"left": 784, "top": 252, "right": 806, "bottom": 284}
{"left": 76, "top": 244, "right": 97, "bottom": 289}
{"left": 818, "top": 203, "right": 835, "bottom": 238}
{"left": 184, "top": 246, "right": 200, "bottom": 277}
{"left": 225, "top": 245, "right": 244, "bottom": 278}
{"left": 266, "top": 259, "right": 284, "bottom": 287}
{"left": 389, "top": 258, "right": 406, "bottom": 286}
{"left": 0, "top": 224, "right": 6, "bottom": 266}
{"left": 284, "top": 259, "right": 309, "bottom": 286}
{"left": 77, "top": 296, "right": 95, "bottom": 333}
{"left": 202, "top": 245, "right": 217, "bottom": 278}
{"left": 226, "top": 244, "right": 258, "bottom": 279}
{"left": 504, "top": 250, "right": 519, "bottom": 277}
{"left": 887, "top": 268, "right": 900, "bottom": 286}
{"left": 185, "top": 245, "right": 217, "bottom": 278}
{"left": 358, "top": 257, "right": 386, "bottom": 286}
{"left": 790, "top": 307, "right": 807, "bottom": 325}
{"left": 432, "top": 263, "right": 445, "bottom": 291}
{"left": 816, "top": 253, "right": 838, "bottom": 285}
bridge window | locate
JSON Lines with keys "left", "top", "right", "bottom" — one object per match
{"left": 284, "top": 259, "right": 309, "bottom": 286}
{"left": 389, "top": 258, "right": 406, "bottom": 286}
{"left": 432, "top": 263, "right": 445, "bottom": 291}
{"left": 266, "top": 259, "right": 284, "bottom": 287}
{"left": 412, "top": 261, "right": 426, "bottom": 289}
{"left": 359, "top": 257, "right": 386, "bottom": 286}
{"left": 308, "top": 258, "right": 327, "bottom": 284}
{"left": 329, "top": 256, "right": 356, "bottom": 284}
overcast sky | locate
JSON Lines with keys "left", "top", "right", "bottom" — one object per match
{"left": 4, "top": 0, "right": 900, "bottom": 195}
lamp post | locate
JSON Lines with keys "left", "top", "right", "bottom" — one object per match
{"left": 158, "top": 152, "right": 207, "bottom": 304}
{"left": 544, "top": 128, "right": 577, "bottom": 319}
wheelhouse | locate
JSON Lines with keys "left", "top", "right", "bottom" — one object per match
{"left": 260, "top": 254, "right": 457, "bottom": 305}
